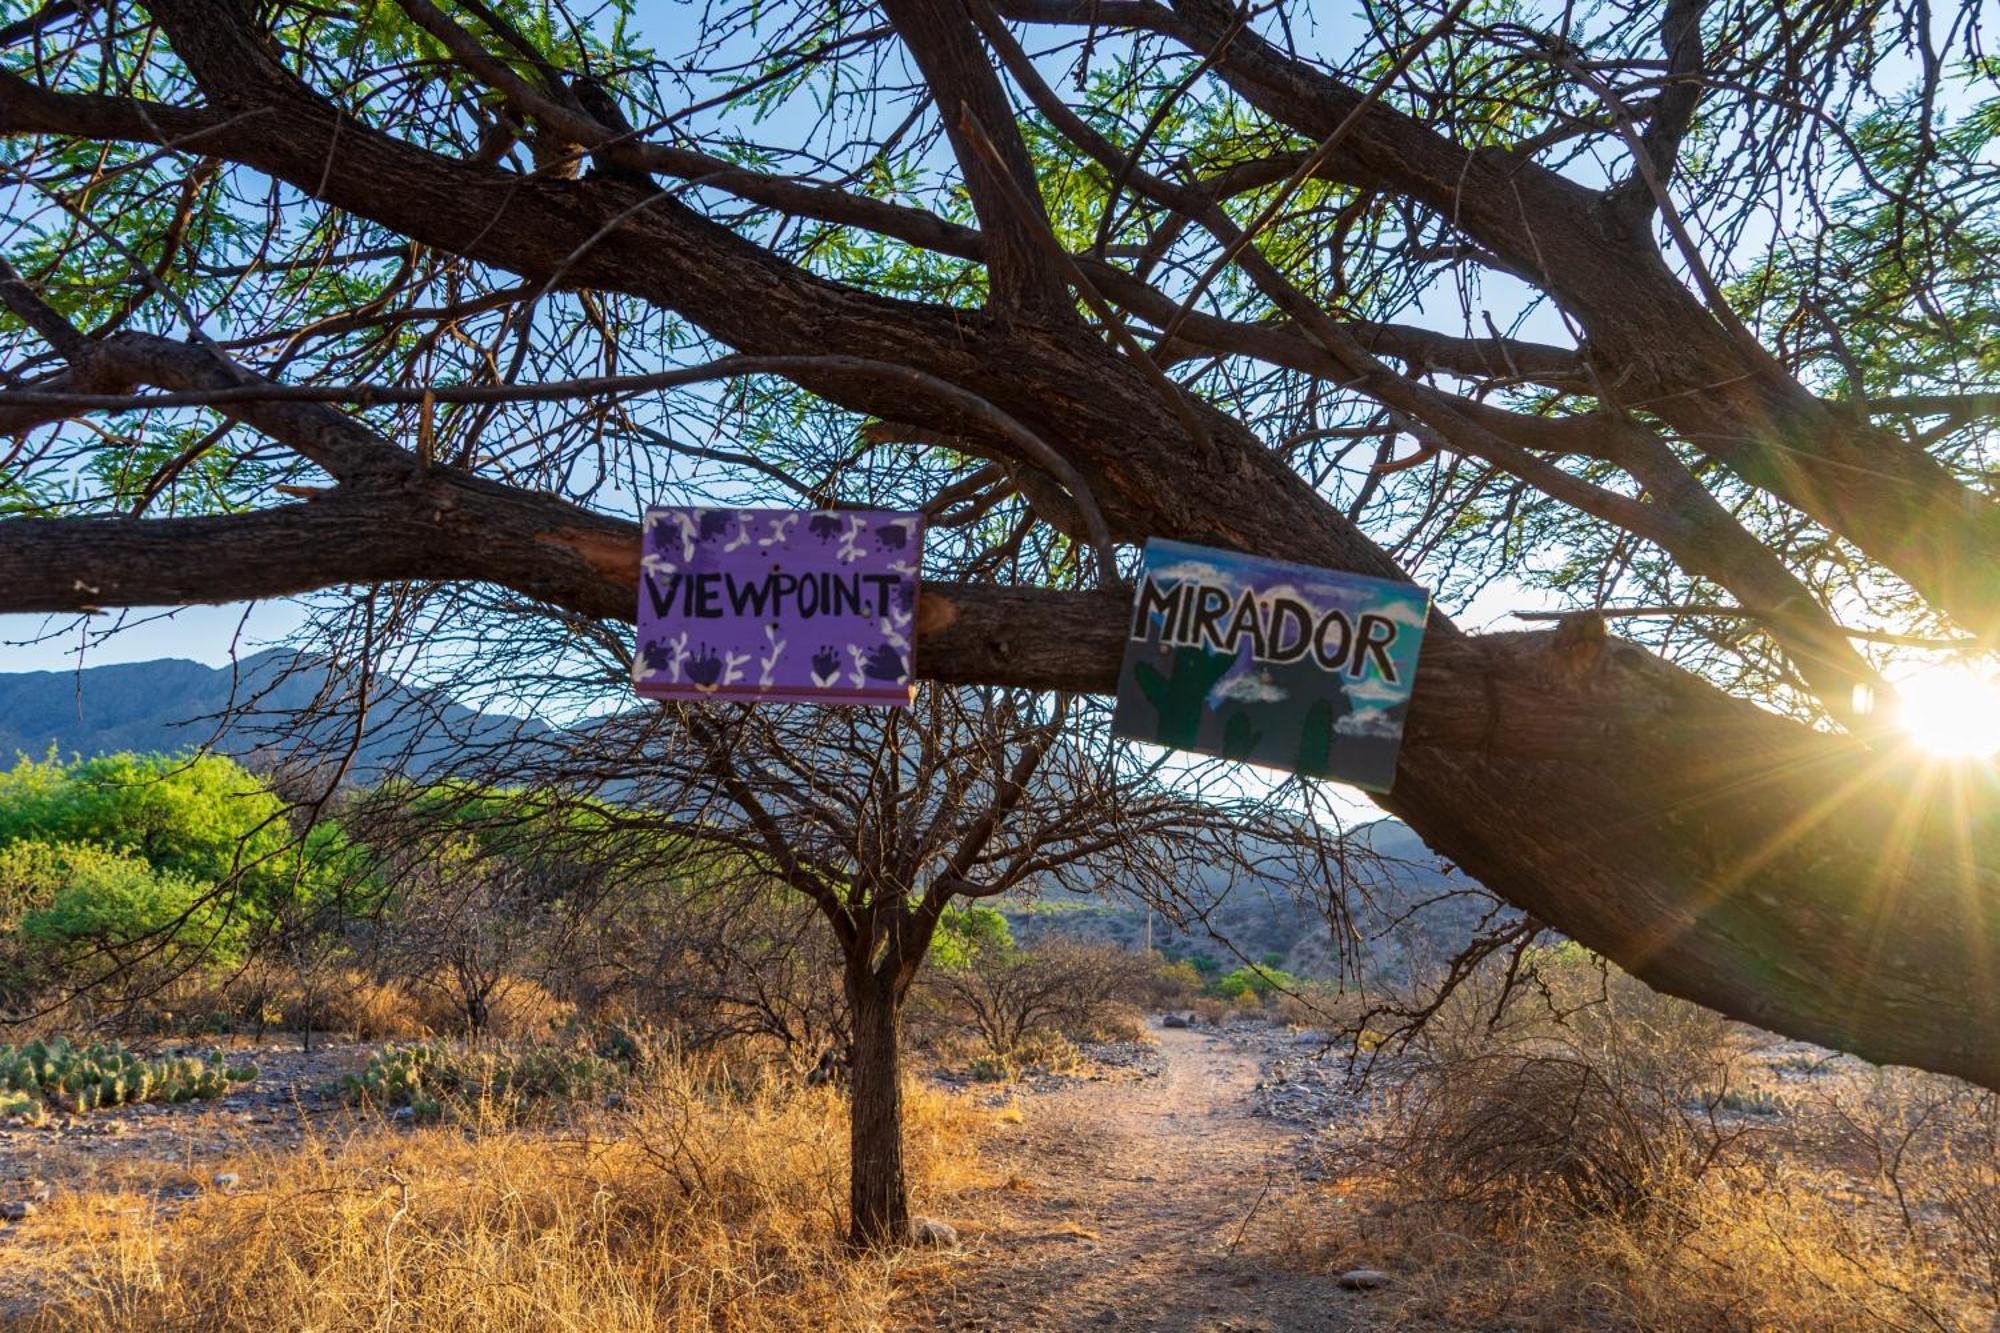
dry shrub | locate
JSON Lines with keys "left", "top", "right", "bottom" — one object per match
{"left": 1344, "top": 1050, "right": 1728, "bottom": 1225}
{"left": 1274, "top": 983, "right": 1364, "bottom": 1033}
{"left": 482, "top": 976, "right": 574, "bottom": 1040}
{"left": 1067, "top": 1000, "right": 1151, "bottom": 1045}
{"left": 1140, "top": 956, "right": 1204, "bottom": 1008}
{"left": 404, "top": 971, "right": 574, "bottom": 1040}
{"left": 1279, "top": 953, "right": 1989, "bottom": 1329}
{"left": 1276, "top": 1158, "right": 1983, "bottom": 1331}
{"left": 287, "top": 968, "right": 428, "bottom": 1040}
{"left": 2, "top": 1051, "right": 987, "bottom": 1331}
{"left": 1810, "top": 1066, "right": 2000, "bottom": 1301}
{"left": 1185, "top": 996, "right": 1235, "bottom": 1024}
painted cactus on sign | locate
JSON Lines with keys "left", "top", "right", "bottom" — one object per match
{"left": 634, "top": 507, "right": 923, "bottom": 706}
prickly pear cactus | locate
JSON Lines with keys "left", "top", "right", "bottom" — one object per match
{"left": 0, "top": 1039, "right": 255, "bottom": 1118}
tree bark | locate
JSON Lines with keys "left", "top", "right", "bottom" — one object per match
{"left": 844, "top": 969, "right": 910, "bottom": 1247}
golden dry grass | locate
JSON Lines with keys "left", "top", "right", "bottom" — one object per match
{"left": 0, "top": 1054, "right": 991, "bottom": 1331}
{"left": 1276, "top": 1161, "right": 1987, "bottom": 1331}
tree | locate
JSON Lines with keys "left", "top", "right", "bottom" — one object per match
{"left": 0, "top": 2, "right": 1995, "bottom": 1086}
{"left": 489, "top": 687, "right": 1267, "bottom": 1245}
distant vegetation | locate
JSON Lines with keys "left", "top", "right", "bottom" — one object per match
{"left": 0, "top": 749, "right": 1210, "bottom": 1068}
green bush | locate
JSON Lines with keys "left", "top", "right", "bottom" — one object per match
{"left": 341, "top": 1042, "right": 627, "bottom": 1123}
{"left": 0, "top": 1036, "right": 254, "bottom": 1117}
{"left": 0, "top": 753, "right": 377, "bottom": 1001}
{"left": 16, "top": 843, "right": 251, "bottom": 973}
{"left": 1214, "top": 963, "right": 1302, "bottom": 1002}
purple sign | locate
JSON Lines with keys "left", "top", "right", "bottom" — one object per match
{"left": 633, "top": 507, "right": 922, "bottom": 706}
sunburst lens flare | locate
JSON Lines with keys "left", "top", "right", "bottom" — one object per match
{"left": 1896, "top": 666, "right": 2000, "bottom": 758}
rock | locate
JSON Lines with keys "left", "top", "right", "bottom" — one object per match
{"left": 910, "top": 1216, "right": 958, "bottom": 1247}
{"left": 211, "top": 1173, "right": 239, "bottom": 1190}
{"left": 603, "top": 1092, "right": 627, "bottom": 1111}
{"left": 1, "top": 1200, "right": 38, "bottom": 1221}
{"left": 1162, "top": 1014, "right": 1191, "bottom": 1029}
{"left": 1338, "top": 1269, "right": 1390, "bottom": 1291}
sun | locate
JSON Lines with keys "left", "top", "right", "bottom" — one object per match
{"left": 1896, "top": 665, "right": 2000, "bottom": 758}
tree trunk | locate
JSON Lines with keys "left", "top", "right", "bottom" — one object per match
{"left": 845, "top": 976, "right": 909, "bottom": 1248}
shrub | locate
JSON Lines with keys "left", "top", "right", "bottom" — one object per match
{"left": 12, "top": 842, "right": 251, "bottom": 978}
{"left": 1143, "top": 956, "right": 1204, "bottom": 1007}
{"left": 934, "top": 937, "right": 1152, "bottom": 1060}
{"left": 1340, "top": 1049, "right": 1730, "bottom": 1224}
{"left": 1274, "top": 983, "right": 1360, "bottom": 1031}
{"left": 1213, "top": 963, "right": 1301, "bottom": 1003}
{"left": 1276, "top": 957, "right": 1990, "bottom": 1329}
{"left": 285, "top": 969, "right": 429, "bottom": 1040}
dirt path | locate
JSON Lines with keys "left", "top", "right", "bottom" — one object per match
{"left": 920, "top": 1023, "right": 1367, "bottom": 1332}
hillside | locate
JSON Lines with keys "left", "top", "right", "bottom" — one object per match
{"left": 0, "top": 649, "right": 541, "bottom": 779}
{"left": 1000, "top": 819, "right": 1503, "bottom": 985}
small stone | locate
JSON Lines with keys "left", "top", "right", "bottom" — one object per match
{"left": 1162, "top": 1014, "right": 1191, "bottom": 1030}
{"left": 1, "top": 1200, "right": 38, "bottom": 1221}
{"left": 910, "top": 1216, "right": 958, "bottom": 1247}
{"left": 603, "top": 1092, "right": 627, "bottom": 1111}
{"left": 1338, "top": 1269, "right": 1390, "bottom": 1291}
{"left": 211, "top": 1172, "right": 239, "bottom": 1190}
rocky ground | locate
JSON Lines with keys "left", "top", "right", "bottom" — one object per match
{"left": 928, "top": 1036, "right": 1167, "bottom": 1108}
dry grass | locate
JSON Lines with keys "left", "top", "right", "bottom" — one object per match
{"left": 286, "top": 968, "right": 428, "bottom": 1041}
{"left": 1278, "top": 1161, "right": 1986, "bottom": 1331}
{"left": 0, "top": 1052, "right": 991, "bottom": 1331}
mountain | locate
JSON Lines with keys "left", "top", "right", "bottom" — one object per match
{"left": 1000, "top": 817, "right": 1507, "bottom": 985}
{"left": 0, "top": 649, "right": 543, "bottom": 779}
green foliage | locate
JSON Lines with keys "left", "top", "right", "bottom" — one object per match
{"left": 0, "top": 752, "right": 287, "bottom": 887}
{"left": 0, "top": 751, "right": 363, "bottom": 915}
{"left": 1214, "top": 963, "right": 1301, "bottom": 1002}
{"left": 16, "top": 840, "right": 250, "bottom": 972}
{"left": 0, "top": 753, "right": 373, "bottom": 991}
{"left": 341, "top": 1042, "right": 627, "bottom": 1124}
{"left": 1152, "top": 957, "right": 1205, "bottom": 999}
{"left": 0, "top": 1036, "right": 253, "bottom": 1117}
{"left": 928, "top": 905, "right": 1014, "bottom": 972}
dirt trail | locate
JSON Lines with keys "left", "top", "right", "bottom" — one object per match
{"left": 921, "top": 1023, "right": 1367, "bottom": 1332}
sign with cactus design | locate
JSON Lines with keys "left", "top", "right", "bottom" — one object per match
{"left": 1111, "top": 539, "right": 1430, "bottom": 792}
{"left": 633, "top": 506, "right": 923, "bottom": 706}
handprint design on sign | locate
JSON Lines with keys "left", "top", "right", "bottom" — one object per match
{"left": 634, "top": 506, "right": 926, "bottom": 706}
{"left": 685, "top": 644, "right": 724, "bottom": 688}
{"left": 861, "top": 644, "right": 906, "bottom": 683}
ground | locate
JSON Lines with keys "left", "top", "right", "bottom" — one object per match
{"left": 914, "top": 1022, "right": 1369, "bottom": 1332}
